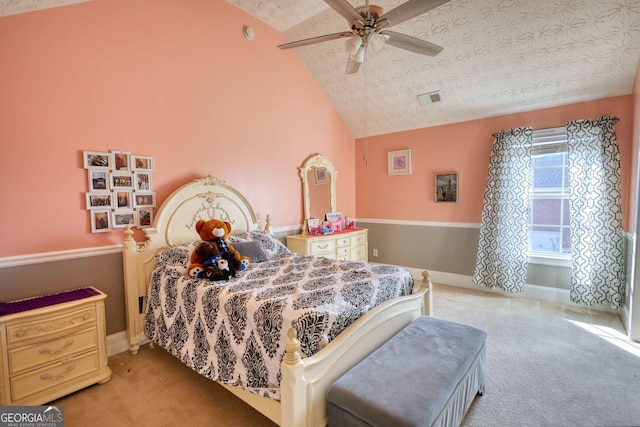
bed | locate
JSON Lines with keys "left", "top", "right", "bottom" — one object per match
{"left": 122, "top": 175, "right": 431, "bottom": 427}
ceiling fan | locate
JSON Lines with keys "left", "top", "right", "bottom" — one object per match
{"left": 278, "top": 0, "right": 450, "bottom": 74}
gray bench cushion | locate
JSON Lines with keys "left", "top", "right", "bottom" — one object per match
{"left": 327, "top": 316, "right": 487, "bottom": 427}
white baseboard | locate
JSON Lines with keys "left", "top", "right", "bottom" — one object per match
{"left": 106, "top": 331, "right": 131, "bottom": 357}
{"left": 404, "top": 268, "right": 620, "bottom": 314}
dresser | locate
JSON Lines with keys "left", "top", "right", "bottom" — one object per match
{"left": 0, "top": 287, "right": 112, "bottom": 405}
{"left": 286, "top": 228, "right": 368, "bottom": 262}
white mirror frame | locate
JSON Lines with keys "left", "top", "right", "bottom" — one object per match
{"left": 299, "top": 154, "right": 337, "bottom": 233}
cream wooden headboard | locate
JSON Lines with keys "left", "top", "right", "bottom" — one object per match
{"left": 122, "top": 175, "right": 266, "bottom": 353}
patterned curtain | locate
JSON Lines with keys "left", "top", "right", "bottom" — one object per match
{"left": 473, "top": 127, "right": 533, "bottom": 292}
{"left": 567, "top": 116, "right": 625, "bottom": 309}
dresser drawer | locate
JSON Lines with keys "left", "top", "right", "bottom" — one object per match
{"left": 336, "top": 246, "right": 350, "bottom": 259}
{"left": 350, "top": 234, "right": 367, "bottom": 246}
{"left": 9, "top": 327, "right": 98, "bottom": 375}
{"left": 10, "top": 350, "right": 100, "bottom": 402}
{"left": 351, "top": 245, "right": 368, "bottom": 262}
{"left": 335, "top": 236, "right": 350, "bottom": 247}
{"left": 7, "top": 306, "right": 96, "bottom": 345}
{"left": 309, "top": 239, "right": 335, "bottom": 254}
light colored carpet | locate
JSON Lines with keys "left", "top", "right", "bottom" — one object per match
{"left": 52, "top": 283, "right": 640, "bottom": 426}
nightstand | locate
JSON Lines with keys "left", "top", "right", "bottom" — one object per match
{"left": 0, "top": 287, "right": 112, "bottom": 405}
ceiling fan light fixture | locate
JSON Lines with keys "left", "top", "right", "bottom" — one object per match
{"left": 351, "top": 45, "right": 366, "bottom": 63}
{"left": 369, "top": 32, "right": 386, "bottom": 53}
{"left": 345, "top": 35, "right": 363, "bottom": 55}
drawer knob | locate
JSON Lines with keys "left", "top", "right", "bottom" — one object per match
{"left": 16, "top": 330, "right": 25, "bottom": 337}
{"left": 83, "top": 313, "right": 91, "bottom": 320}
{"left": 40, "top": 364, "right": 75, "bottom": 381}
{"left": 39, "top": 340, "right": 74, "bottom": 355}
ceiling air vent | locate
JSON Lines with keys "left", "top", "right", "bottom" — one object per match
{"left": 417, "top": 91, "right": 441, "bottom": 106}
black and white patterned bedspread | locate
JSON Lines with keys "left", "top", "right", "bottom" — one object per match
{"left": 144, "top": 241, "right": 413, "bottom": 399}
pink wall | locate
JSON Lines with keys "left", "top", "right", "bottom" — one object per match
{"left": 356, "top": 95, "right": 635, "bottom": 229}
{"left": 0, "top": 0, "right": 355, "bottom": 257}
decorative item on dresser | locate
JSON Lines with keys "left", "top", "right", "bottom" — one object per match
{"left": 286, "top": 228, "right": 368, "bottom": 261}
{"left": 0, "top": 287, "right": 112, "bottom": 405}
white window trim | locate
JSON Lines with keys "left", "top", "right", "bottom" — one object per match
{"left": 528, "top": 126, "right": 571, "bottom": 265}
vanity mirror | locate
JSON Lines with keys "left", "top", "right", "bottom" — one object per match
{"left": 299, "top": 154, "right": 337, "bottom": 232}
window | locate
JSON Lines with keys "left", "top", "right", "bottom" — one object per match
{"left": 529, "top": 128, "right": 570, "bottom": 258}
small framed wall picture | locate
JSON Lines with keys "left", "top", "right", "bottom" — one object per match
{"left": 388, "top": 149, "right": 412, "bottom": 175}
{"left": 131, "top": 155, "right": 154, "bottom": 171}
{"left": 91, "top": 210, "right": 111, "bottom": 233}
{"left": 83, "top": 151, "right": 111, "bottom": 169}
{"left": 112, "top": 150, "right": 131, "bottom": 171}
{"left": 435, "top": 173, "right": 458, "bottom": 203}
{"left": 88, "top": 170, "right": 109, "bottom": 191}
{"left": 110, "top": 172, "right": 133, "bottom": 189}
{"left": 86, "top": 192, "right": 113, "bottom": 210}
{"left": 134, "top": 192, "right": 155, "bottom": 208}
{"left": 134, "top": 171, "right": 152, "bottom": 191}
{"left": 113, "top": 210, "right": 135, "bottom": 228}
{"left": 137, "top": 208, "right": 153, "bottom": 228}
{"left": 115, "top": 190, "right": 133, "bottom": 210}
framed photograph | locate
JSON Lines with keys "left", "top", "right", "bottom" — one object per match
{"left": 110, "top": 172, "right": 133, "bottom": 189}
{"left": 112, "top": 150, "right": 131, "bottom": 171}
{"left": 132, "top": 155, "right": 154, "bottom": 171}
{"left": 86, "top": 192, "right": 113, "bottom": 210}
{"left": 314, "top": 167, "right": 329, "bottom": 185}
{"left": 91, "top": 210, "right": 111, "bottom": 233}
{"left": 88, "top": 170, "right": 109, "bottom": 191}
{"left": 388, "top": 149, "right": 412, "bottom": 175}
{"left": 307, "top": 218, "right": 320, "bottom": 232}
{"left": 134, "top": 192, "right": 155, "bottom": 208}
{"left": 325, "top": 212, "right": 343, "bottom": 222}
{"left": 83, "top": 151, "right": 111, "bottom": 169}
{"left": 115, "top": 190, "right": 133, "bottom": 209}
{"left": 435, "top": 173, "right": 458, "bottom": 203}
{"left": 113, "top": 210, "right": 135, "bottom": 228}
{"left": 134, "top": 171, "right": 152, "bottom": 191}
{"left": 137, "top": 208, "right": 154, "bottom": 228}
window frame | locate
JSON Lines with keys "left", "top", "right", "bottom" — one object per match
{"left": 528, "top": 127, "right": 571, "bottom": 264}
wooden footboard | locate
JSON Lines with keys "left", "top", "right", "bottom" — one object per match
{"left": 279, "top": 272, "right": 432, "bottom": 427}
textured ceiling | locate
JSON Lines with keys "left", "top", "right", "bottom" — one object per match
{"left": 230, "top": 0, "right": 640, "bottom": 137}
{"left": 4, "top": 1, "right": 639, "bottom": 138}
{"left": 0, "top": 0, "right": 89, "bottom": 16}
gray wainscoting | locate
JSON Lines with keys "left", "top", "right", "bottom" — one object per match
{"left": 359, "top": 220, "right": 577, "bottom": 290}
{"left": 0, "top": 252, "right": 126, "bottom": 336}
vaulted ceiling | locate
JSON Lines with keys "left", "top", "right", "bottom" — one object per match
{"left": 4, "top": 0, "right": 640, "bottom": 137}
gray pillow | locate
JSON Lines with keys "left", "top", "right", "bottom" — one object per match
{"left": 233, "top": 240, "right": 268, "bottom": 263}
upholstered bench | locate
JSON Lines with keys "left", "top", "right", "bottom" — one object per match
{"left": 327, "top": 316, "right": 487, "bottom": 427}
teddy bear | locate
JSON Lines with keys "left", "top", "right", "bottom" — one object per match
{"left": 203, "top": 257, "right": 235, "bottom": 281}
{"left": 187, "top": 218, "right": 250, "bottom": 279}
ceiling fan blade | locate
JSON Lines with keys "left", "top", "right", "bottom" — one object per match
{"left": 377, "top": 0, "right": 450, "bottom": 29}
{"left": 278, "top": 31, "right": 354, "bottom": 50}
{"left": 345, "top": 56, "right": 362, "bottom": 74}
{"left": 381, "top": 30, "right": 443, "bottom": 56}
{"left": 324, "top": 0, "right": 364, "bottom": 24}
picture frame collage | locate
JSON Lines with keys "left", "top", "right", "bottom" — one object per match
{"left": 83, "top": 150, "right": 155, "bottom": 233}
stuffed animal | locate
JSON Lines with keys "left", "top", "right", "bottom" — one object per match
{"left": 203, "top": 258, "right": 234, "bottom": 281}
{"left": 187, "top": 218, "right": 250, "bottom": 278}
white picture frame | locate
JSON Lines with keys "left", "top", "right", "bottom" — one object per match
{"left": 112, "top": 150, "right": 131, "bottom": 171}
{"left": 83, "top": 150, "right": 111, "bottom": 169}
{"left": 131, "top": 155, "right": 154, "bottom": 171}
{"left": 137, "top": 208, "right": 154, "bottom": 228}
{"left": 86, "top": 192, "right": 113, "bottom": 210}
{"left": 112, "top": 210, "right": 135, "bottom": 228}
{"left": 388, "top": 149, "right": 412, "bottom": 175}
{"left": 90, "top": 209, "right": 111, "bottom": 233}
{"left": 88, "top": 170, "right": 109, "bottom": 191}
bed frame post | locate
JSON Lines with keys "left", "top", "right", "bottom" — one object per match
{"left": 280, "top": 328, "right": 306, "bottom": 427}
{"left": 422, "top": 270, "right": 434, "bottom": 316}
